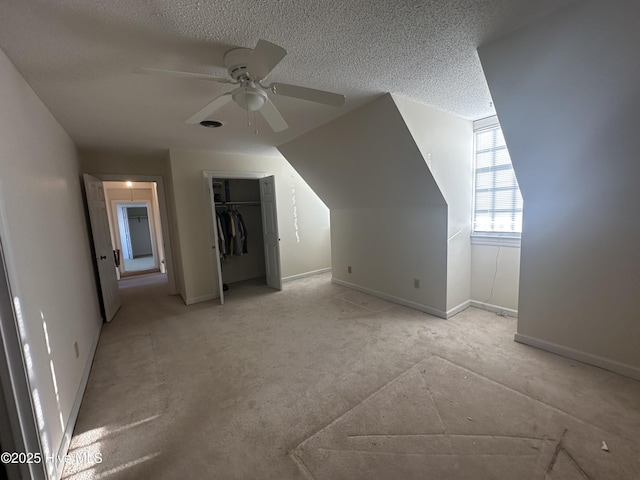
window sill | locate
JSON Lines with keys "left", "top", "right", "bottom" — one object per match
{"left": 471, "top": 234, "right": 521, "bottom": 247}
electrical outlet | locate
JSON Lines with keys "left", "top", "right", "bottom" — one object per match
{"left": 348, "top": 265, "right": 352, "bottom": 274}
{"left": 414, "top": 278, "right": 420, "bottom": 289}
{"left": 74, "top": 341, "right": 79, "bottom": 359}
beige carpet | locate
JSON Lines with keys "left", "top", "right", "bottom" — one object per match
{"left": 122, "top": 255, "right": 155, "bottom": 271}
{"left": 62, "top": 273, "right": 640, "bottom": 479}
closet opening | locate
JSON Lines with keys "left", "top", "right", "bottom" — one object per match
{"left": 116, "top": 203, "right": 158, "bottom": 276}
{"left": 204, "top": 172, "right": 282, "bottom": 304}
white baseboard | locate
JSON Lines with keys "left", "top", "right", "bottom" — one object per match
{"left": 282, "top": 267, "right": 331, "bottom": 283}
{"left": 54, "top": 321, "right": 102, "bottom": 479}
{"left": 514, "top": 333, "right": 640, "bottom": 381}
{"left": 470, "top": 300, "right": 518, "bottom": 318}
{"left": 331, "top": 278, "right": 447, "bottom": 319}
{"left": 446, "top": 300, "right": 471, "bottom": 318}
{"left": 184, "top": 293, "right": 218, "bottom": 305}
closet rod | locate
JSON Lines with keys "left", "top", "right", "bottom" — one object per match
{"left": 215, "top": 201, "right": 261, "bottom": 207}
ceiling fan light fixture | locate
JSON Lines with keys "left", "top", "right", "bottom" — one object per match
{"left": 232, "top": 85, "right": 267, "bottom": 112}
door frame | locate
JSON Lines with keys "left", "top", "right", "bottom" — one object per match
{"left": 202, "top": 171, "right": 282, "bottom": 304}
{"left": 91, "top": 174, "right": 177, "bottom": 295}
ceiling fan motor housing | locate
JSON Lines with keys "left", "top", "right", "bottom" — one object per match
{"left": 224, "top": 47, "right": 253, "bottom": 82}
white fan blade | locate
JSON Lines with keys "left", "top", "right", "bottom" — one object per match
{"left": 269, "top": 83, "right": 345, "bottom": 107}
{"left": 248, "top": 40, "right": 287, "bottom": 80}
{"left": 135, "top": 67, "right": 233, "bottom": 84}
{"left": 260, "top": 97, "right": 288, "bottom": 132}
{"left": 186, "top": 93, "right": 233, "bottom": 124}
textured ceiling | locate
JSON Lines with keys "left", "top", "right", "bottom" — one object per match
{"left": 0, "top": 0, "right": 572, "bottom": 157}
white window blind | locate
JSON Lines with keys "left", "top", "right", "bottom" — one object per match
{"left": 473, "top": 125, "right": 523, "bottom": 235}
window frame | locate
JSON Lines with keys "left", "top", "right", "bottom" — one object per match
{"left": 471, "top": 116, "right": 522, "bottom": 247}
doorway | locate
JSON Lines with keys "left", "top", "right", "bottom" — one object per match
{"left": 103, "top": 182, "right": 165, "bottom": 280}
{"left": 86, "top": 175, "right": 177, "bottom": 295}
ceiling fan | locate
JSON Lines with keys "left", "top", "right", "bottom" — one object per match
{"left": 137, "top": 39, "right": 346, "bottom": 132}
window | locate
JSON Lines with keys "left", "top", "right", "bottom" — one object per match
{"left": 473, "top": 122, "right": 523, "bottom": 239}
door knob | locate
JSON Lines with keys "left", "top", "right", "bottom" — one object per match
{"left": 100, "top": 255, "right": 107, "bottom": 260}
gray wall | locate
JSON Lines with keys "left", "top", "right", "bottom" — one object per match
{"left": 127, "top": 207, "right": 153, "bottom": 257}
{"left": 479, "top": 0, "right": 640, "bottom": 378}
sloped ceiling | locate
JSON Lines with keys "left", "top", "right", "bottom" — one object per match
{"left": 0, "top": 0, "right": 572, "bottom": 156}
{"left": 480, "top": 0, "right": 640, "bottom": 203}
{"left": 278, "top": 94, "right": 444, "bottom": 209}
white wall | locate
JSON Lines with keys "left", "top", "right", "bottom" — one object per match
{"left": 479, "top": 0, "right": 640, "bottom": 378}
{"left": 331, "top": 207, "right": 448, "bottom": 313}
{"left": 79, "top": 149, "right": 171, "bottom": 178}
{"left": 392, "top": 95, "right": 473, "bottom": 313}
{"left": 280, "top": 94, "right": 452, "bottom": 316}
{"left": 470, "top": 244, "right": 520, "bottom": 314}
{"left": 0, "top": 47, "right": 102, "bottom": 477}
{"left": 168, "top": 149, "right": 331, "bottom": 304}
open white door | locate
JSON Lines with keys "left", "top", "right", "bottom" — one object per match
{"left": 117, "top": 204, "right": 133, "bottom": 261}
{"left": 206, "top": 178, "right": 225, "bottom": 304}
{"left": 83, "top": 174, "right": 122, "bottom": 321}
{"left": 260, "top": 175, "right": 282, "bottom": 290}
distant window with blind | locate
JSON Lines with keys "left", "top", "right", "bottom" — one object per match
{"left": 473, "top": 124, "right": 523, "bottom": 236}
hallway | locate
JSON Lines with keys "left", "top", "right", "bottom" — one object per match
{"left": 62, "top": 274, "right": 640, "bottom": 479}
